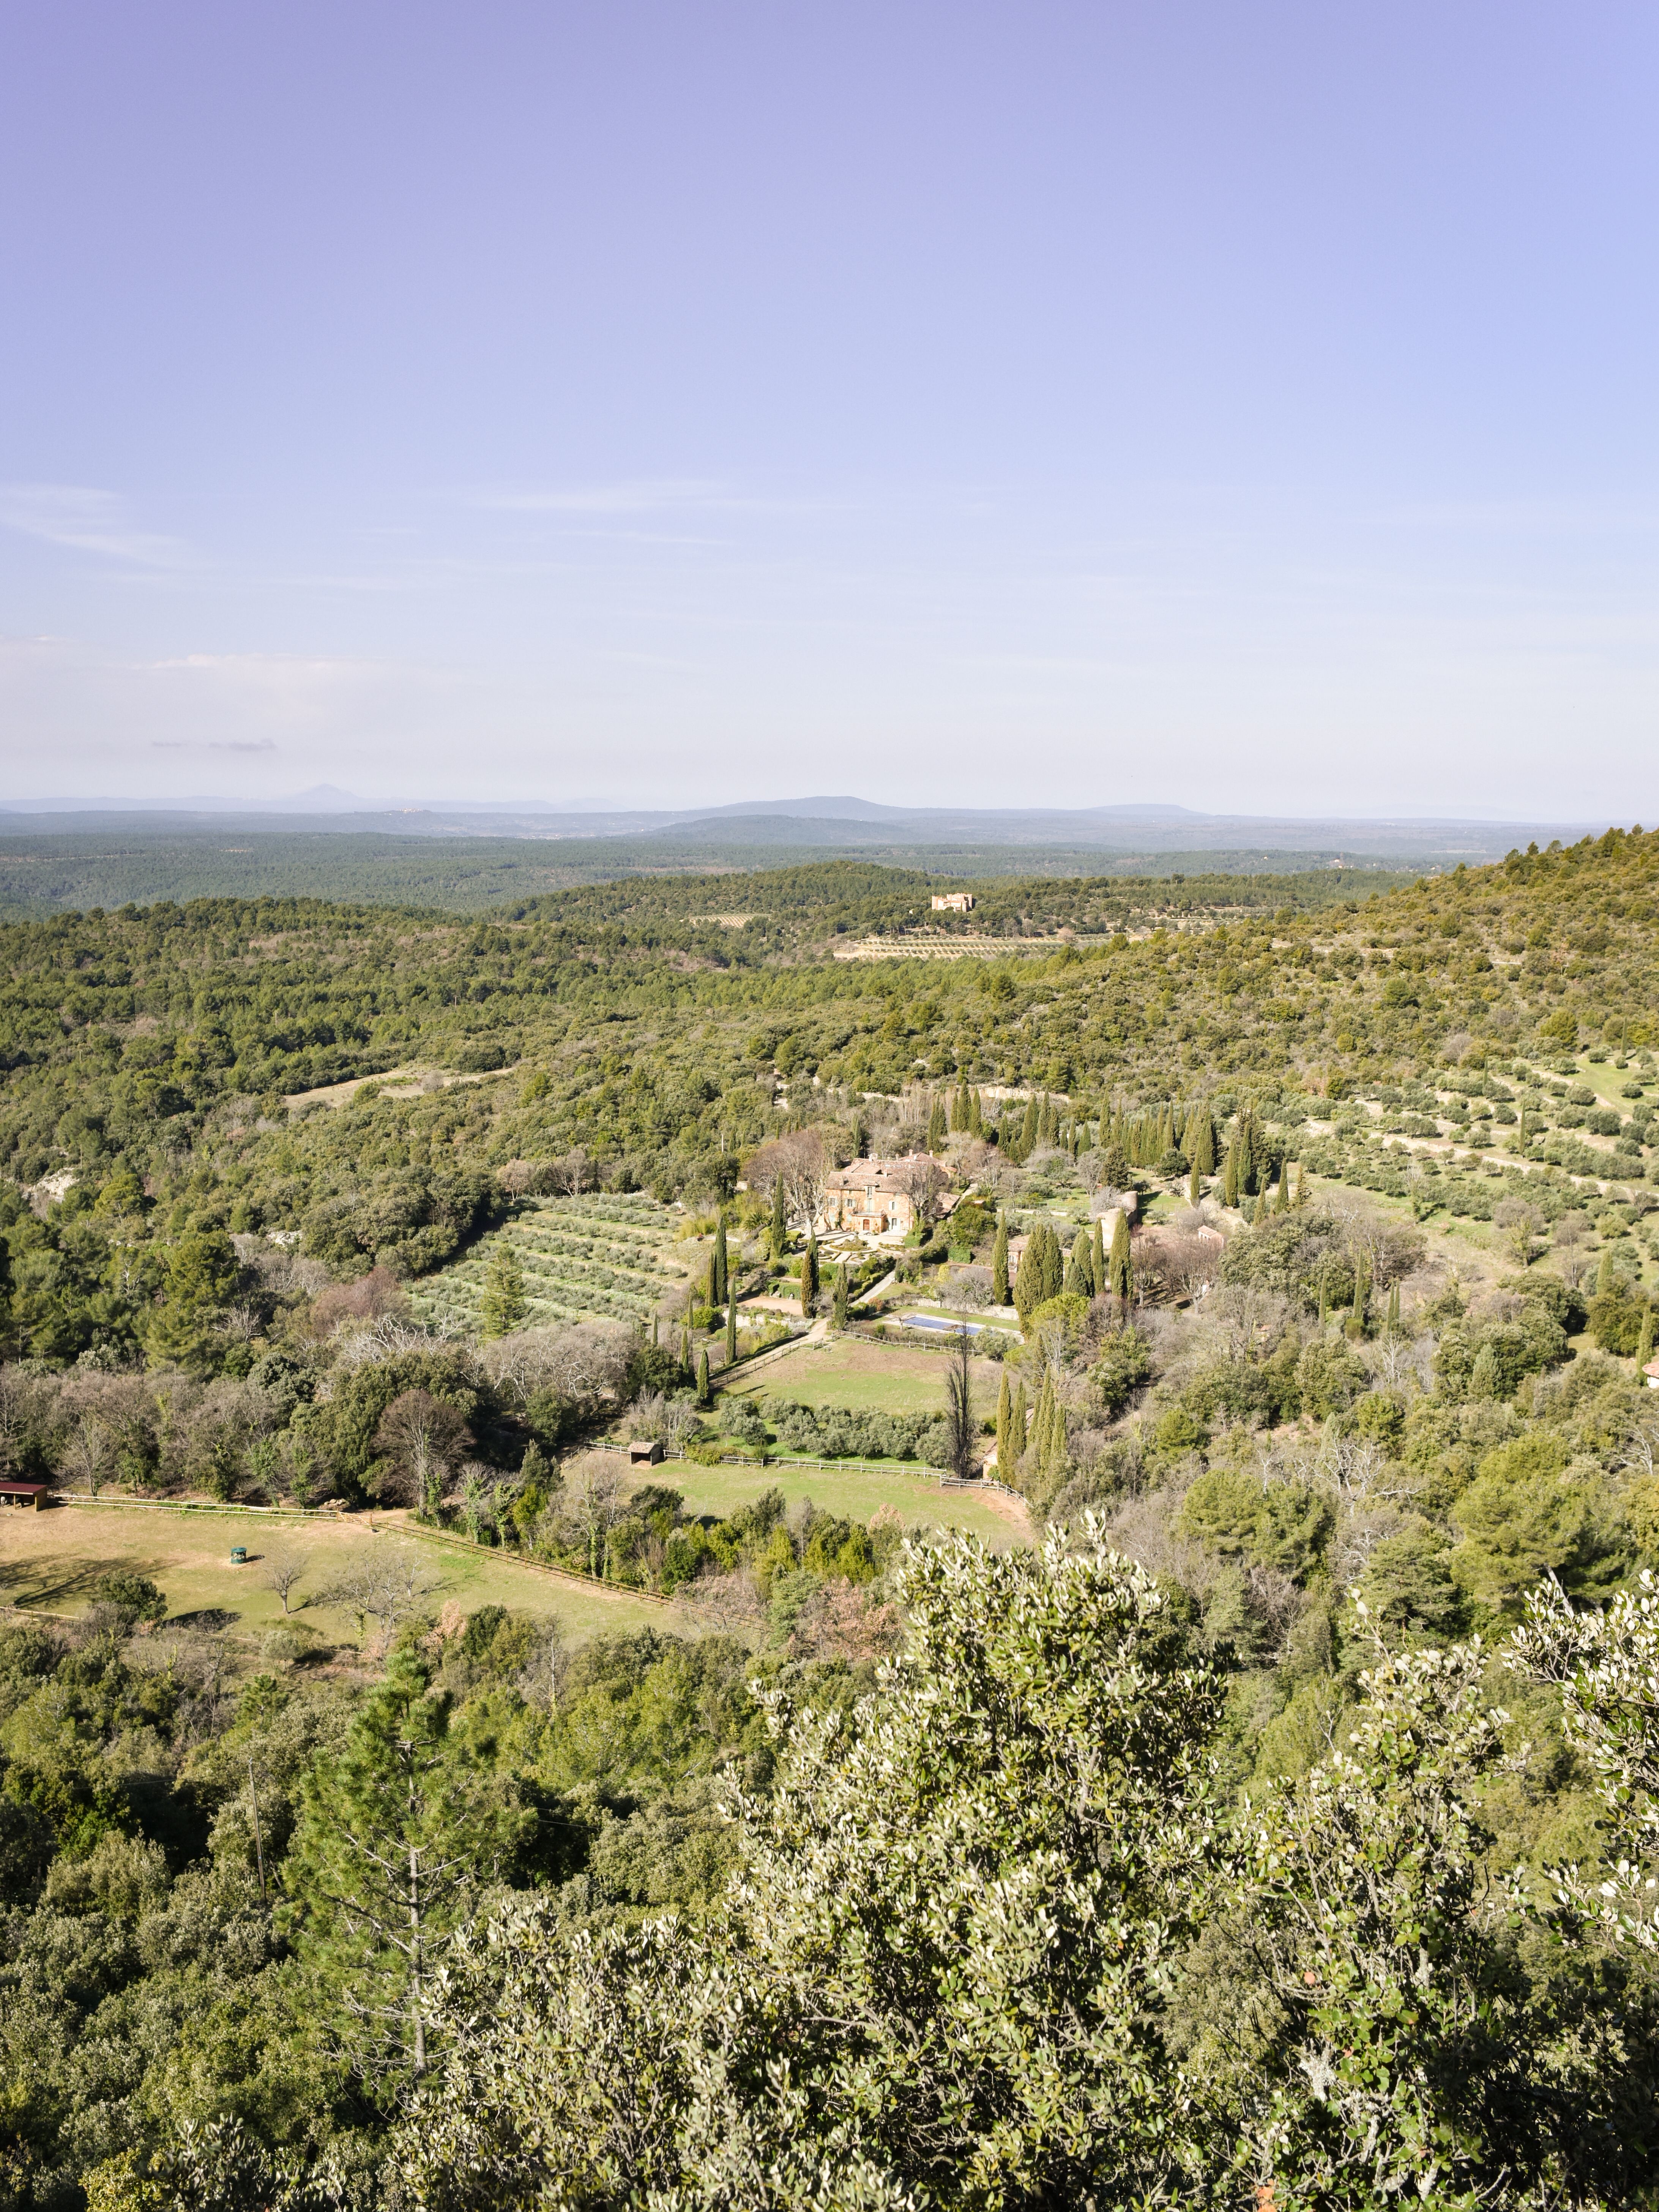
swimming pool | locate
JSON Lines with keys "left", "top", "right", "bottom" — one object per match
{"left": 900, "top": 1313, "right": 986, "bottom": 1334}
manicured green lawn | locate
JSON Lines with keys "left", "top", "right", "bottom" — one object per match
{"left": 670, "top": 1459, "right": 1028, "bottom": 1549}
{"left": 722, "top": 1334, "right": 1003, "bottom": 1414}
{"left": 0, "top": 1502, "right": 665, "bottom": 1644}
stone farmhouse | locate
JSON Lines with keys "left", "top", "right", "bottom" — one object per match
{"left": 820, "top": 1155, "right": 943, "bottom": 1242}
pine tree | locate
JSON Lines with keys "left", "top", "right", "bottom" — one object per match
{"left": 770, "top": 1180, "right": 786, "bottom": 1264}
{"left": 992, "top": 1213, "right": 1010, "bottom": 1306}
{"left": 801, "top": 1232, "right": 819, "bottom": 1317}
{"left": 833, "top": 1262, "right": 849, "bottom": 1330}
{"left": 725, "top": 1297, "right": 738, "bottom": 1366}
{"left": 995, "top": 1371, "right": 1012, "bottom": 1478}
{"left": 283, "top": 1653, "right": 520, "bottom": 2080}
{"left": 711, "top": 1215, "right": 729, "bottom": 1309}
{"left": 695, "top": 1348, "right": 711, "bottom": 1408}
{"left": 1109, "top": 1209, "right": 1133, "bottom": 1304}
{"left": 479, "top": 1243, "right": 527, "bottom": 1340}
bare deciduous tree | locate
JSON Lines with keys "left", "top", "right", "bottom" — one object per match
{"left": 892, "top": 1153, "right": 949, "bottom": 1232}
{"left": 479, "top": 1321, "right": 634, "bottom": 1409}
{"left": 560, "top": 1452, "right": 628, "bottom": 1580}
{"left": 674, "top": 1567, "right": 766, "bottom": 1640}
{"left": 323, "top": 1552, "right": 443, "bottom": 1654}
{"left": 261, "top": 1548, "right": 307, "bottom": 1615}
{"left": 374, "top": 1390, "right": 474, "bottom": 1515}
{"left": 744, "top": 1128, "right": 830, "bottom": 1231}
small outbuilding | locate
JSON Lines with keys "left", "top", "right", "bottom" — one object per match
{"left": 1645, "top": 1356, "right": 1659, "bottom": 1391}
{"left": 0, "top": 1481, "right": 50, "bottom": 1510}
{"left": 629, "top": 1437, "right": 665, "bottom": 1466}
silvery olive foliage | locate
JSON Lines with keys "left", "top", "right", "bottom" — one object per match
{"left": 393, "top": 1522, "right": 1232, "bottom": 2211}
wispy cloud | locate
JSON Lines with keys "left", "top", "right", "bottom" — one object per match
{"left": 476, "top": 478, "right": 729, "bottom": 516}
{"left": 152, "top": 737, "right": 279, "bottom": 753}
{"left": 0, "top": 484, "right": 192, "bottom": 568}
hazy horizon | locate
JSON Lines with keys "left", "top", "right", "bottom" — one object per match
{"left": 3, "top": 4, "right": 1656, "bottom": 816}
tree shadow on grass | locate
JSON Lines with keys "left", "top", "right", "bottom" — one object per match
{"left": 2, "top": 1549, "right": 170, "bottom": 1613}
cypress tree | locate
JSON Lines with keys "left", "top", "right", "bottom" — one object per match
{"left": 769, "top": 1179, "right": 786, "bottom": 1264}
{"left": 695, "top": 1348, "right": 711, "bottom": 1408}
{"left": 801, "top": 1232, "right": 819, "bottom": 1316}
{"left": 1009, "top": 1381, "right": 1028, "bottom": 1483}
{"left": 992, "top": 1213, "right": 1010, "bottom": 1306}
{"left": 1187, "top": 1107, "right": 1216, "bottom": 1180}
{"left": 679, "top": 1322, "right": 691, "bottom": 1375}
{"left": 1223, "top": 1138, "right": 1241, "bottom": 1210}
{"left": 967, "top": 1087, "right": 984, "bottom": 1136}
{"left": 1294, "top": 1162, "right": 1307, "bottom": 1207}
{"left": 1020, "top": 1095, "right": 1040, "bottom": 1153}
{"left": 711, "top": 1214, "right": 729, "bottom": 1309}
{"left": 1597, "top": 1246, "right": 1617, "bottom": 1297}
{"left": 1039, "top": 1223, "right": 1064, "bottom": 1304}
{"left": 1091, "top": 1216, "right": 1106, "bottom": 1297}
{"left": 833, "top": 1262, "right": 849, "bottom": 1330}
{"left": 1109, "top": 1210, "right": 1132, "bottom": 1304}
{"left": 1640, "top": 1305, "right": 1655, "bottom": 1369}
{"left": 995, "top": 1371, "right": 1012, "bottom": 1478}
{"left": 927, "top": 1097, "right": 947, "bottom": 1152}
{"left": 1062, "top": 1253, "right": 1088, "bottom": 1301}
{"left": 1033, "top": 1369, "right": 1056, "bottom": 1480}
{"left": 1012, "top": 1235, "right": 1042, "bottom": 1322}
{"left": 1071, "top": 1229, "right": 1096, "bottom": 1299}
{"left": 1350, "top": 1256, "right": 1369, "bottom": 1329}
{"left": 725, "top": 1297, "right": 738, "bottom": 1366}
{"left": 1275, "top": 1159, "right": 1291, "bottom": 1214}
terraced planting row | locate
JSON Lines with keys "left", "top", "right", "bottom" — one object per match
{"left": 408, "top": 1194, "right": 687, "bottom": 1334}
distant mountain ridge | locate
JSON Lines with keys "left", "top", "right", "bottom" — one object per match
{"left": 0, "top": 789, "right": 1605, "bottom": 861}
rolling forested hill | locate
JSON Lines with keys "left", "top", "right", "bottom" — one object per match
{"left": 5, "top": 825, "right": 1659, "bottom": 2210}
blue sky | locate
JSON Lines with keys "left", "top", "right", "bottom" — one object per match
{"left": 2, "top": 3, "right": 1656, "bottom": 815}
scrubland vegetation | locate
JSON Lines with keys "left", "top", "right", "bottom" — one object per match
{"left": 6, "top": 828, "right": 1659, "bottom": 2207}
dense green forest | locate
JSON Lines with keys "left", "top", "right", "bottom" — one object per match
{"left": 6, "top": 827, "right": 1659, "bottom": 2209}
{"left": 0, "top": 825, "right": 1407, "bottom": 920}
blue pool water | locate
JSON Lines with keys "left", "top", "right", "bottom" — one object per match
{"left": 900, "top": 1313, "right": 986, "bottom": 1333}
